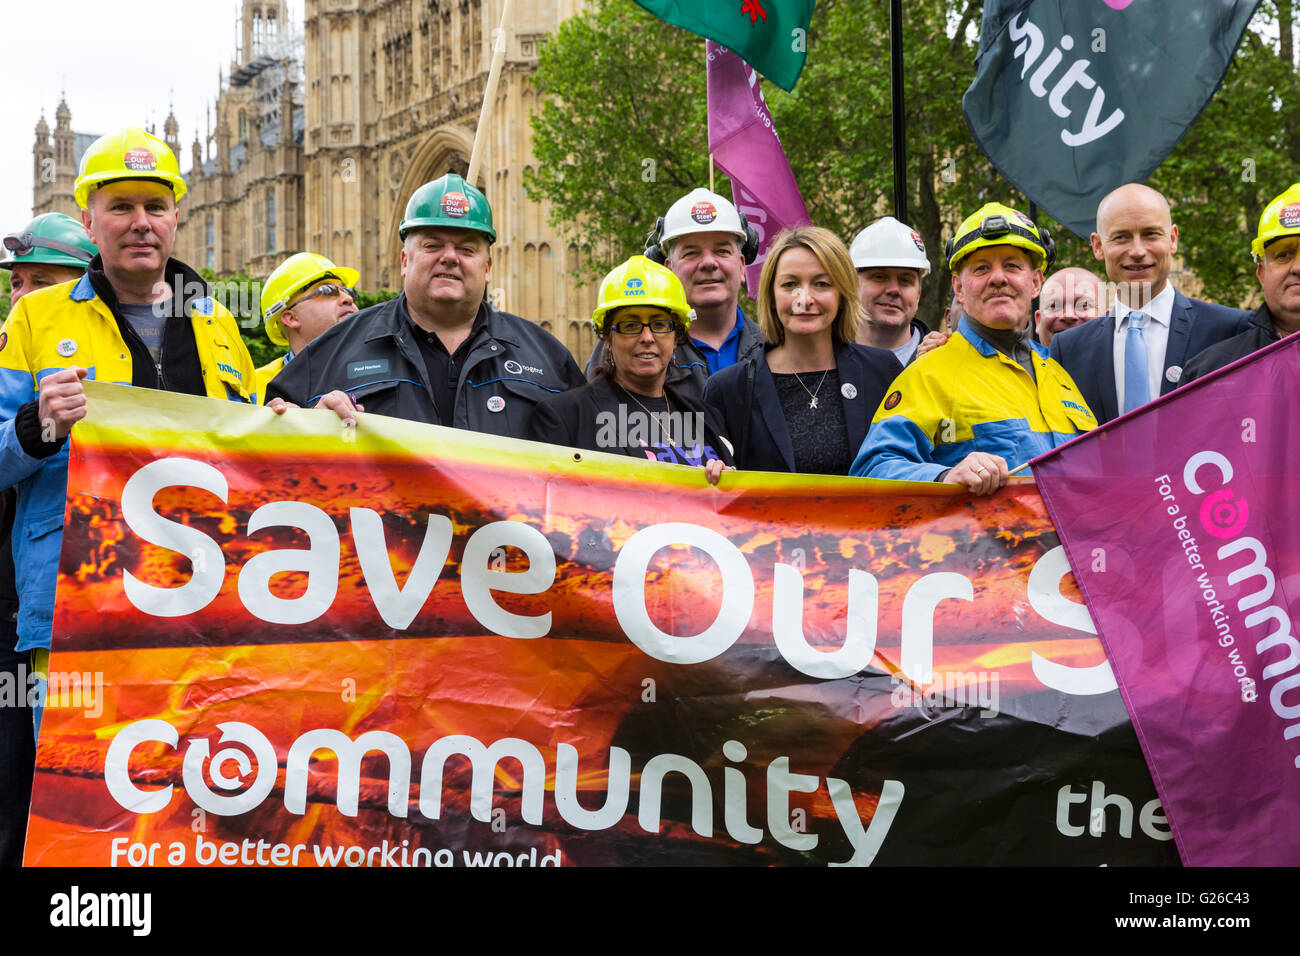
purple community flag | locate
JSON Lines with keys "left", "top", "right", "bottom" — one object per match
{"left": 707, "top": 41, "right": 810, "bottom": 297}
{"left": 1031, "top": 333, "right": 1300, "bottom": 866}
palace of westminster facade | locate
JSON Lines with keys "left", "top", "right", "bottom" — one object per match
{"left": 31, "top": 0, "right": 599, "bottom": 363}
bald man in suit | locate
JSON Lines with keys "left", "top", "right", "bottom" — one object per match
{"left": 1050, "top": 184, "right": 1250, "bottom": 423}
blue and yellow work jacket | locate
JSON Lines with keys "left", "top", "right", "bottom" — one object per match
{"left": 0, "top": 265, "right": 256, "bottom": 651}
{"left": 849, "top": 318, "right": 1096, "bottom": 483}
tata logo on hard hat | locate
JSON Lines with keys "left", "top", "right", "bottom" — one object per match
{"left": 441, "top": 192, "right": 470, "bottom": 218}
{"left": 1279, "top": 203, "right": 1300, "bottom": 229}
{"left": 123, "top": 149, "right": 157, "bottom": 172}
{"left": 691, "top": 202, "right": 718, "bottom": 225}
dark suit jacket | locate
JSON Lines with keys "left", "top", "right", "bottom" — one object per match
{"left": 1049, "top": 289, "right": 1251, "bottom": 423}
{"left": 703, "top": 341, "right": 903, "bottom": 473}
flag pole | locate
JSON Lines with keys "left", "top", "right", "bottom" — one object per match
{"left": 707, "top": 41, "right": 715, "bottom": 193}
{"left": 889, "top": 0, "right": 907, "bottom": 222}
{"left": 467, "top": 0, "right": 514, "bottom": 186}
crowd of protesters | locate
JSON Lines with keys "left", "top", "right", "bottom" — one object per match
{"left": 0, "top": 125, "right": 1295, "bottom": 864}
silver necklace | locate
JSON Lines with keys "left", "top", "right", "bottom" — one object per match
{"left": 792, "top": 368, "right": 831, "bottom": 409}
{"left": 621, "top": 384, "right": 674, "bottom": 443}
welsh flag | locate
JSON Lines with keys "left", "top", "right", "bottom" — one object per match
{"left": 632, "top": 0, "right": 815, "bottom": 91}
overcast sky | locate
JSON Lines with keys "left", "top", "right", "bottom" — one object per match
{"left": 0, "top": 1, "right": 304, "bottom": 239}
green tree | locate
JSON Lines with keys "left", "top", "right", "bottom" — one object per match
{"left": 529, "top": 0, "right": 1282, "bottom": 326}
{"left": 1151, "top": 0, "right": 1298, "bottom": 306}
{"left": 526, "top": 0, "right": 720, "bottom": 285}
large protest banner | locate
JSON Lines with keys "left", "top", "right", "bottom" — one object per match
{"left": 24, "top": 382, "right": 1177, "bottom": 867}
{"left": 1034, "top": 335, "right": 1300, "bottom": 867}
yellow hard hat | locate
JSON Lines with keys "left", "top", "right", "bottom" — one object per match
{"left": 946, "top": 202, "right": 1054, "bottom": 271}
{"left": 261, "top": 252, "right": 360, "bottom": 347}
{"left": 591, "top": 255, "right": 693, "bottom": 332}
{"left": 74, "top": 127, "right": 187, "bottom": 209}
{"left": 1251, "top": 183, "right": 1300, "bottom": 258}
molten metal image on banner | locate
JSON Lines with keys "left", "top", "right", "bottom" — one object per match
{"left": 26, "top": 382, "right": 1177, "bottom": 867}
{"left": 1033, "top": 335, "right": 1300, "bottom": 867}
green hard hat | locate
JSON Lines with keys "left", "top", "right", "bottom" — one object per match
{"left": 398, "top": 173, "right": 496, "bottom": 243}
{"left": 0, "top": 212, "right": 98, "bottom": 271}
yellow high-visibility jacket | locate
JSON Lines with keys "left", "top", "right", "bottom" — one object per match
{"left": 850, "top": 318, "right": 1097, "bottom": 482}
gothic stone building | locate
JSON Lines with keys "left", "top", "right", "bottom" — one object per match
{"left": 31, "top": 0, "right": 598, "bottom": 363}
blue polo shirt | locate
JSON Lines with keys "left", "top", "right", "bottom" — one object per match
{"left": 690, "top": 307, "right": 746, "bottom": 375}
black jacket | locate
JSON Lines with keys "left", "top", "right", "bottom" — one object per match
{"left": 703, "top": 341, "right": 903, "bottom": 473}
{"left": 583, "top": 307, "right": 765, "bottom": 403}
{"left": 267, "top": 295, "right": 584, "bottom": 438}
{"left": 86, "top": 255, "right": 210, "bottom": 395}
{"left": 527, "top": 375, "right": 734, "bottom": 467}
{"left": 1181, "top": 305, "right": 1282, "bottom": 384}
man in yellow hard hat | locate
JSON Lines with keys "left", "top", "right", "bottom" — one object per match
{"left": 851, "top": 203, "right": 1097, "bottom": 494}
{"left": 266, "top": 173, "right": 583, "bottom": 435}
{"left": 1182, "top": 183, "right": 1300, "bottom": 382}
{"left": 0, "top": 126, "right": 259, "bottom": 700}
{"left": 256, "top": 252, "right": 359, "bottom": 397}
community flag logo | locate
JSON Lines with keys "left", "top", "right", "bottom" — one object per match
{"left": 632, "top": 0, "right": 815, "bottom": 91}
{"left": 1032, "top": 334, "right": 1300, "bottom": 866}
{"left": 963, "top": 0, "right": 1262, "bottom": 238}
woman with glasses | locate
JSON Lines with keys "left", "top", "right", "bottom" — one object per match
{"left": 528, "top": 256, "right": 733, "bottom": 482}
{"left": 703, "top": 226, "right": 903, "bottom": 475}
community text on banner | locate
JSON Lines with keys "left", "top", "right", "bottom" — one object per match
{"left": 24, "top": 381, "right": 1179, "bottom": 867}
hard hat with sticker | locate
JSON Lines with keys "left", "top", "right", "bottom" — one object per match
{"left": 441, "top": 192, "right": 470, "bottom": 218}
{"left": 123, "top": 148, "right": 157, "bottom": 171}
{"left": 690, "top": 201, "right": 718, "bottom": 224}
{"left": 1280, "top": 203, "right": 1300, "bottom": 229}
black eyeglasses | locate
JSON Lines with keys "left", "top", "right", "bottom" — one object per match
{"left": 288, "top": 282, "right": 348, "bottom": 309}
{"left": 610, "top": 317, "right": 678, "bottom": 336}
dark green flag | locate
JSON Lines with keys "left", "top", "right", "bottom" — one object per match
{"left": 964, "top": 0, "right": 1262, "bottom": 238}
{"left": 631, "top": 0, "right": 815, "bottom": 92}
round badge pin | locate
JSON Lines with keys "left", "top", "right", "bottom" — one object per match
{"left": 841, "top": 383, "right": 858, "bottom": 399}
{"left": 57, "top": 339, "right": 78, "bottom": 357}
{"left": 487, "top": 396, "right": 506, "bottom": 413}
{"left": 1165, "top": 365, "right": 1182, "bottom": 384}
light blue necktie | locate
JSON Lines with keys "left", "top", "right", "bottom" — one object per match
{"left": 1123, "top": 310, "right": 1151, "bottom": 414}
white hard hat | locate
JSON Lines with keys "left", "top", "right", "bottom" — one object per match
{"left": 658, "top": 188, "right": 748, "bottom": 250}
{"left": 849, "top": 216, "right": 931, "bottom": 275}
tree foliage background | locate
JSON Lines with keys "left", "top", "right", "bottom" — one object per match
{"left": 528, "top": 0, "right": 1297, "bottom": 329}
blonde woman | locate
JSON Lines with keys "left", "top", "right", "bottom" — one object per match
{"left": 704, "top": 226, "right": 902, "bottom": 474}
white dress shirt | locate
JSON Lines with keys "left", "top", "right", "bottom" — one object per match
{"left": 1113, "top": 282, "right": 1175, "bottom": 411}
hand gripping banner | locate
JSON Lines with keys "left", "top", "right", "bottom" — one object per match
{"left": 24, "top": 382, "right": 1178, "bottom": 866}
